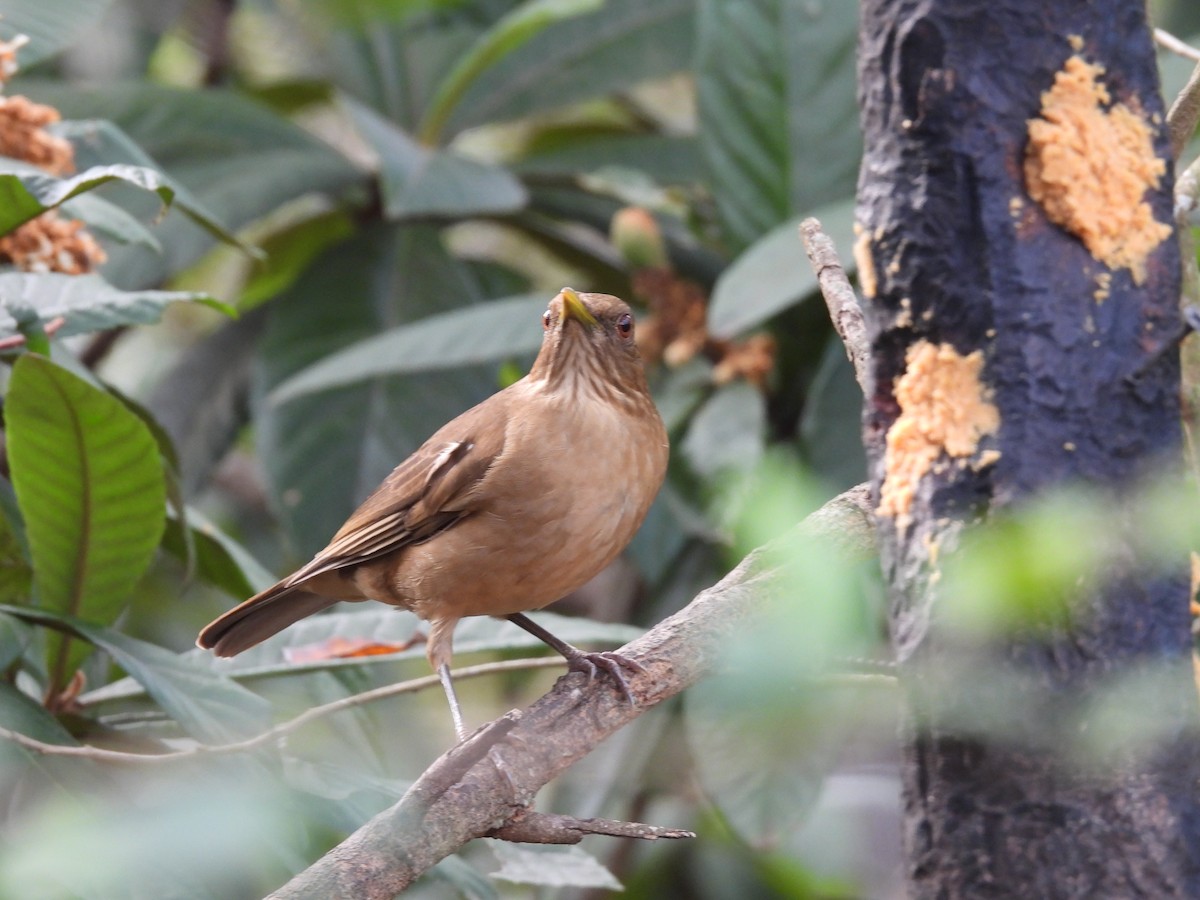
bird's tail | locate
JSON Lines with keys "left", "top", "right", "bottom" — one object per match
{"left": 197, "top": 585, "right": 339, "bottom": 657}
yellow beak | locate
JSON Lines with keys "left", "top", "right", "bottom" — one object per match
{"left": 560, "top": 287, "right": 598, "bottom": 327}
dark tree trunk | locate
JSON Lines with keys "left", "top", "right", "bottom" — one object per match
{"left": 856, "top": 1, "right": 1200, "bottom": 895}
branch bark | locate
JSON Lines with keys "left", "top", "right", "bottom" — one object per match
{"left": 858, "top": 1, "right": 1200, "bottom": 895}
{"left": 268, "top": 484, "right": 875, "bottom": 898}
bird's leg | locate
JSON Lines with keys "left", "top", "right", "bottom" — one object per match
{"left": 506, "top": 613, "right": 644, "bottom": 704}
{"left": 438, "top": 662, "right": 468, "bottom": 742}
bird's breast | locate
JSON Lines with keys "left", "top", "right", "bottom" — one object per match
{"left": 388, "top": 388, "right": 667, "bottom": 621}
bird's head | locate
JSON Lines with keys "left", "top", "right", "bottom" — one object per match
{"left": 528, "top": 288, "right": 650, "bottom": 400}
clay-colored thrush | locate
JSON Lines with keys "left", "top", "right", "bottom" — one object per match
{"left": 198, "top": 289, "right": 668, "bottom": 739}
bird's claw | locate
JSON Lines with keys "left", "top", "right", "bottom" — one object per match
{"left": 566, "top": 651, "right": 644, "bottom": 705}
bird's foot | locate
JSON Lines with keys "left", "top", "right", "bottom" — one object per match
{"left": 564, "top": 650, "right": 644, "bottom": 705}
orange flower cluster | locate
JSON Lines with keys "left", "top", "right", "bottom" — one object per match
{"left": 0, "top": 37, "right": 106, "bottom": 274}
{"left": 632, "top": 267, "right": 777, "bottom": 390}
{"left": 0, "top": 94, "right": 75, "bottom": 176}
{"left": 0, "top": 212, "right": 106, "bottom": 275}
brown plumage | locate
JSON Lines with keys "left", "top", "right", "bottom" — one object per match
{"left": 197, "top": 289, "right": 669, "bottom": 739}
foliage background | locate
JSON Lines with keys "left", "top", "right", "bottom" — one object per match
{"left": 0, "top": 0, "right": 1196, "bottom": 897}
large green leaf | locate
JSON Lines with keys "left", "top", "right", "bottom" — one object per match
{"left": 14, "top": 82, "right": 364, "bottom": 289}
{"left": 696, "top": 0, "right": 859, "bottom": 253}
{"left": 0, "top": 159, "right": 171, "bottom": 235}
{"left": 61, "top": 191, "right": 163, "bottom": 252}
{"left": 680, "top": 381, "right": 767, "bottom": 479}
{"left": 50, "top": 120, "right": 254, "bottom": 254}
{"left": 515, "top": 133, "right": 702, "bottom": 186}
{"left": 1, "top": 605, "right": 270, "bottom": 743}
{"left": 6, "top": 356, "right": 167, "bottom": 693}
{"left": 707, "top": 198, "right": 856, "bottom": 338}
{"left": 162, "top": 506, "right": 277, "bottom": 600}
{"left": 0, "top": 0, "right": 116, "bottom": 67}
{"left": 417, "top": 0, "right": 605, "bottom": 143}
{"left": 491, "top": 844, "right": 621, "bottom": 890}
{"left": 798, "top": 337, "right": 867, "bottom": 491}
{"left": 0, "top": 152, "right": 245, "bottom": 255}
{"left": 272, "top": 292, "right": 548, "bottom": 402}
{"left": 85, "top": 609, "right": 642, "bottom": 695}
{"left": 0, "top": 272, "right": 231, "bottom": 341}
{"left": 256, "top": 224, "right": 507, "bottom": 557}
{"left": 0, "top": 682, "right": 88, "bottom": 807}
{"left": 448, "top": 0, "right": 696, "bottom": 131}
{"left": 346, "top": 99, "right": 527, "bottom": 220}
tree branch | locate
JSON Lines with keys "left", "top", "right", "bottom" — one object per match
{"left": 799, "top": 217, "right": 871, "bottom": 392}
{"left": 0, "top": 657, "right": 566, "bottom": 765}
{"left": 1167, "top": 57, "right": 1200, "bottom": 162}
{"left": 268, "top": 484, "right": 876, "bottom": 899}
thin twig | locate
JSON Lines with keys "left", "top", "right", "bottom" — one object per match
{"left": 0, "top": 316, "right": 66, "bottom": 351}
{"left": 1156, "top": 28, "right": 1200, "bottom": 64}
{"left": 0, "top": 656, "right": 567, "bottom": 765}
{"left": 1167, "top": 59, "right": 1200, "bottom": 162}
{"left": 1179, "top": 155, "right": 1200, "bottom": 308}
{"left": 489, "top": 808, "right": 695, "bottom": 843}
{"left": 799, "top": 217, "right": 871, "bottom": 393}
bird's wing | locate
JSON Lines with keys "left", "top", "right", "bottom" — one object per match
{"left": 278, "top": 397, "right": 510, "bottom": 588}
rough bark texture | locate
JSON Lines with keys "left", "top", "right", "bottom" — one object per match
{"left": 857, "top": 1, "right": 1200, "bottom": 896}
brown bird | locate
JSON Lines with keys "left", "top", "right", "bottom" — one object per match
{"left": 198, "top": 288, "right": 669, "bottom": 740}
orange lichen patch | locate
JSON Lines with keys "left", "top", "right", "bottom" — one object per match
{"left": 0, "top": 95, "right": 75, "bottom": 176}
{"left": 853, "top": 225, "right": 877, "bottom": 298}
{"left": 1093, "top": 271, "right": 1112, "bottom": 303}
{"left": 0, "top": 210, "right": 107, "bottom": 274}
{"left": 1024, "top": 55, "right": 1170, "bottom": 285}
{"left": 878, "top": 341, "right": 1001, "bottom": 529}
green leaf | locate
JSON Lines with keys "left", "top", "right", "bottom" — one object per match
{"left": 491, "top": 844, "right": 621, "bottom": 890}
{"left": 516, "top": 133, "right": 702, "bottom": 186}
{"left": 241, "top": 211, "right": 356, "bottom": 310}
{"left": 0, "top": 272, "right": 233, "bottom": 341}
{"left": 0, "top": 158, "right": 177, "bottom": 236}
{"left": 418, "top": 0, "right": 605, "bottom": 143}
{"left": 0, "top": 612, "right": 33, "bottom": 670}
{"left": 0, "top": 0, "right": 116, "bottom": 68}
{"left": 6, "top": 356, "right": 166, "bottom": 693}
{"left": 696, "top": 0, "right": 860, "bottom": 253}
{"left": 61, "top": 192, "right": 163, "bottom": 252}
{"left": 685, "top": 674, "right": 841, "bottom": 852}
{"left": 256, "top": 224, "right": 507, "bottom": 556}
{"left": 798, "top": 337, "right": 867, "bottom": 490}
{"left": 449, "top": 0, "right": 696, "bottom": 132}
{"left": 272, "top": 293, "right": 548, "bottom": 403}
{"left": 681, "top": 381, "right": 767, "bottom": 479}
{"left": 0, "top": 486, "right": 34, "bottom": 607}
{"left": 0, "top": 681, "right": 87, "bottom": 805}
{"left": 162, "top": 506, "right": 276, "bottom": 600}
{"left": 14, "top": 84, "right": 363, "bottom": 288}
{"left": 707, "top": 198, "right": 856, "bottom": 338}
{"left": 51, "top": 121, "right": 260, "bottom": 257}
{"left": 1, "top": 604, "right": 270, "bottom": 743}
{"left": 346, "top": 99, "right": 527, "bottom": 220}
{"left": 95, "top": 610, "right": 642, "bottom": 690}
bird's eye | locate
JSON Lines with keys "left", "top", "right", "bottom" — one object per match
{"left": 615, "top": 313, "right": 634, "bottom": 339}
{"left": 542, "top": 309, "right": 552, "bottom": 330}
